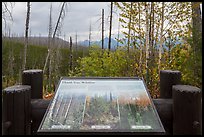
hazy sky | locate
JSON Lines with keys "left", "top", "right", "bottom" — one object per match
{"left": 3, "top": 2, "right": 124, "bottom": 42}
{"left": 3, "top": 2, "right": 202, "bottom": 42}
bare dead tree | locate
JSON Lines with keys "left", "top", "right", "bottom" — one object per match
{"left": 2, "top": 2, "right": 14, "bottom": 36}
{"left": 117, "top": 15, "right": 120, "bottom": 49}
{"left": 52, "top": 2, "right": 66, "bottom": 38}
{"left": 22, "top": 2, "right": 31, "bottom": 71}
{"left": 43, "top": 2, "right": 67, "bottom": 91}
{"left": 158, "top": 2, "right": 164, "bottom": 73}
{"left": 127, "top": 2, "right": 133, "bottom": 53}
{"left": 8, "top": 39, "right": 14, "bottom": 79}
{"left": 125, "top": 2, "right": 133, "bottom": 76}
{"left": 70, "top": 32, "right": 77, "bottom": 71}
{"left": 150, "top": 2, "right": 155, "bottom": 58}
{"left": 48, "top": 4, "right": 53, "bottom": 45}
{"left": 148, "top": 2, "right": 155, "bottom": 85}
{"left": 2, "top": 2, "right": 14, "bottom": 22}
{"left": 75, "top": 31, "right": 78, "bottom": 52}
{"left": 192, "top": 2, "right": 202, "bottom": 84}
{"left": 145, "top": 2, "right": 150, "bottom": 84}
{"left": 48, "top": 4, "right": 53, "bottom": 88}
{"left": 108, "top": 2, "right": 113, "bottom": 51}
{"left": 101, "top": 9, "right": 105, "bottom": 49}
{"left": 89, "top": 20, "right": 92, "bottom": 48}
{"left": 42, "top": 3, "right": 53, "bottom": 90}
{"left": 138, "top": 2, "right": 143, "bottom": 75}
{"left": 43, "top": 3, "right": 52, "bottom": 72}
{"left": 43, "top": 3, "right": 67, "bottom": 69}
{"left": 54, "top": 2, "right": 67, "bottom": 81}
{"left": 69, "top": 36, "right": 73, "bottom": 71}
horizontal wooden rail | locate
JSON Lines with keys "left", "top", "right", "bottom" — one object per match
{"left": 31, "top": 99, "right": 51, "bottom": 135}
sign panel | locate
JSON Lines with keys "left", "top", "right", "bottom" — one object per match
{"left": 38, "top": 77, "right": 165, "bottom": 134}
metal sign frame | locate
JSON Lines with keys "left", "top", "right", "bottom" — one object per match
{"left": 38, "top": 77, "right": 165, "bottom": 135}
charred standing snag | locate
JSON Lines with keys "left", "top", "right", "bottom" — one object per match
{"left": 173, "top": 85, "right": 201, "bottom": 135}
{"left": 22, "top": 69, "right": 43, "bottom": 99}
{"left": 160, "top": 70, "right": 181, "bottom": 98}
{"left": 2, "top": 85, "right": 31, "bottom": 135}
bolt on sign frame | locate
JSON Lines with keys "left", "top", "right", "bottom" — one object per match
{"left": 38, "top": 77, "right": 165, "bottom": 135}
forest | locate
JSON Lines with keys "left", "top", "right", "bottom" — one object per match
{"left": 2, "top": 2, "right": 202, "bottom": 98}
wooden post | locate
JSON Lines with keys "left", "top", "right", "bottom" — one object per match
{"left": 173, "top": 85, "right": 202, "bottom": 135}
{"left": 160, "top": 70, "right": 181, "bottom": 98}
{"left": 22, "top": 69, "right": 43, "bottom": 99}
{"left": 2, "top": 85, "right": 31, "bottom": 135}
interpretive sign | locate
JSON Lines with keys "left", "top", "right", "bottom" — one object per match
{"left": 38, "top": 77, "right": 165, "bottom": 134}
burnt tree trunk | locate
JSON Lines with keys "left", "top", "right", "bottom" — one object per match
{"left": 108, "top": 2, "right": 113, "bottom": 51}
{"left": 102, "top": 8, "right": 104, "bottom": 50}
{"left": 69, "top": 36, "right": 73, "bottom": 71}
{"left": 22, "top": 2, "right": 31, "bottom": 71}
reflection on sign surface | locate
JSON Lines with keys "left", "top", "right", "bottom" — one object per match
{"left": 38, "top": 78, "right": 165, "bottom": 133}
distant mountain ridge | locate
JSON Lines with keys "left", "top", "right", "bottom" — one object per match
{"left": 78, "top": 36, "right": 183, "bottom": 51}
{"left": 3, "top": 36, "right": 183, "bottom": 51}
{"left": 78, "top": 37, "right": 127, "bottom": 50}
{"left": 3, "top": 36, "right": 70, "bottom": 48}
{"left": 3, "top": 36, "right": 127, "bottom": 50}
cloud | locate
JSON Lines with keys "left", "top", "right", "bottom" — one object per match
{"left": 3, "top": 2, "right": 120, "bottom": 41}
